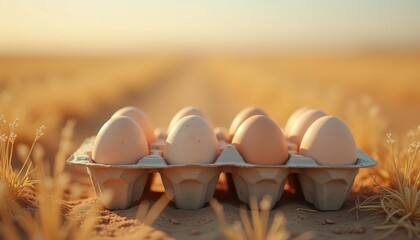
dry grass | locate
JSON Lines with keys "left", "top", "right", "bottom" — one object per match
{"left": 352, "top": 128, "right": 420, "bottom": 239}
{"left": 211, "top": 196, "right": 313, "bottom": 240}
{"left": 344, "top": 96, "right": 387, "bottom": 155}
{"left": 133, "top": 194, "right": 172, "bottom": 239}
{"left": 0, "top": 120, "right": 100, "bottom": 240}
{"left": 205, "top": 54, "right": 419, "bottom": 133}
{"left": 373, "top": 127, "right": 420, "bottom": 187}
{"left": 0, "top": 57, "right": 177, "bottom": 141}
{"left": 0, "top": 115, "right": 44, "bottom": 204}
{"left": 205, "top": 57, "right": 346, "bottom": 124}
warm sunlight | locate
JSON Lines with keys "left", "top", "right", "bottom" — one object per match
{"left": 0, "top": 0, "right": 419, "bottom": 54}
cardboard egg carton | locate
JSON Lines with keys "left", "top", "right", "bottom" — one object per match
{"left": 67, "top": 130, "right": 377, "bottom": 211}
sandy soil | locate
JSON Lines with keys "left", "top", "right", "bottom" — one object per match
{"left": 64, "top": 60, "right": 412, "bottom": 240}
{"left": 69, "top": 180, "right": 407, "bottom": 240}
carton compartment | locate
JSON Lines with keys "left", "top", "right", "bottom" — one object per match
{"left": 87, "top": 167, "right": 149, "bottom": 210}
{"left": 297, "top": 168, "right": 359, "bottom": 211}
{"left": 231, "top": 167, "right": 289, "bottom": 209}
{"left": 160, "top": 167, "right": 220, "bottom": 210}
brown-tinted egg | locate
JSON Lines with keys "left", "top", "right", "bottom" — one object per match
{"left": 112, "top": 106, "right": 156, "bottom": 144}
{"left": 167, "top": 106, "right": 211, "bottom": 133}
{"left": 164, "top": 115, "right": 219, "bottom": 165}
{"left": 287, "top": 109, "right": 326, "bottom": 148}
{"left": 299, "top": 116, "right": 357, "bottom": 165}
{"left": 228, "top": 107, "right": 267, "bottom": 142}
{"left": 284, "top": 106, "right": 314, "bottom": 136}
{"left": 232, "top": 115, "right": 289, "bottom": 165}
{"left": 92, "top": 116, "right": 149, "bottom": 165}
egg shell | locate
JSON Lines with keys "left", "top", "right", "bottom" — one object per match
{"left": 287, "top": 109, "right": 326, "bottom": 147}
{"left": 112, "top": 106, "right": 156, "bottom": 144}
{"left": 164, "top": 115, "right": 219, "bottom": 164}
{"left": 299, "top": 116, "right": 357, "bottom": 165}
{"left": 232, "top": 115, "right": 289, "bottom": 165}
{"left": 284, "top": 106, "right": 314, "bottom": 136}
{"left": 167, "top": 106, "right": 212, "bottom": 133}
{"left": 93, "top": 116, "right": 149, "bottom": 165}
{"left": 228, "top": 106, "right": 267, "bottom": 142}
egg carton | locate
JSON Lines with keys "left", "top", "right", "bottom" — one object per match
{"left": 67, "top": 133, "right": 376, "bottom": 211}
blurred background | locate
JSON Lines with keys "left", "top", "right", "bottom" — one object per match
{"left": 0, "top": 0, "right": 419, "bottom": 156}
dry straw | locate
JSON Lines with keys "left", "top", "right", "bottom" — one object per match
{"left": 345, "top": 96, "right": 387, "bottom": 155}
{"left": 133, "top": 194, "right": 172, "bottom": 239}
{"left": 352, "top": 127, "right": 420, "bottom": 239}
{"left": 211, "top": 196, "right": 313, "bottom": 240}
{"left": 0, "top": 119, "right": 100, "bottom": 240}
{"left": 0, "top": 115, "right": 44, "bottom": 204}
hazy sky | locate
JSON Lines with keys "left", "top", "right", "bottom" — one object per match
{"left": 1, "top": 0, "right": 419, "bottom": 54}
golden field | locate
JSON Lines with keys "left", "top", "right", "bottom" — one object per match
{"left": 1, "top": 53, "right": 419, "bottom": 142}
{"left": 0, "top": 52, "right": 419, "bottom": 239}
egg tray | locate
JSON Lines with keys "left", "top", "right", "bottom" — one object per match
{"left": 67, "top": 136, "right": 377, "bottom": 211}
